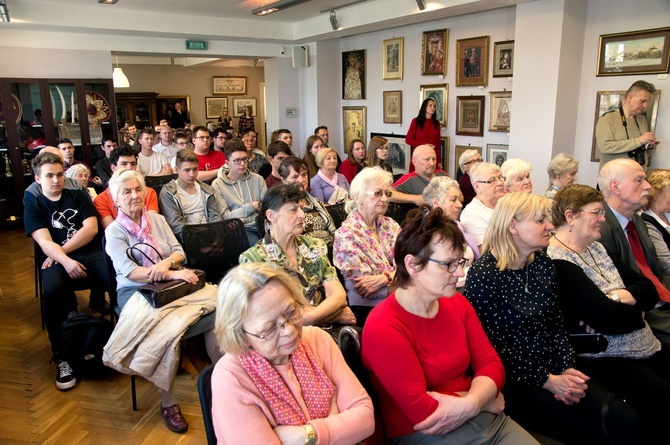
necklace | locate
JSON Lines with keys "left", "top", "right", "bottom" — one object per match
{"left": 511, "top": 263, "right": 530, "bottom": 294}
{"left": 553, "top": 235, "right": 611, "bottom": 284}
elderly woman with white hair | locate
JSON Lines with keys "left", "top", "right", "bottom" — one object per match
{"left": 544, "top": 153, "right": 579, "bottom": 200}
{"left": 460, "top": 162, "right": 505, "bottom": 251}
{"left": 501, "top": 158, "right": 533, "bottom": 194}
{"left": 333, "top": 167, "right": 401, "bottom": 326}
{"left": 64, "top": 163, "right": 97, "bottom": 199}
{"left": 457, "top": 149, "right": 483, "bottom": 207}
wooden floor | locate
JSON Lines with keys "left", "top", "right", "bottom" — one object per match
{"left": 0, "top": 230, "right": 209, "bottom": 445}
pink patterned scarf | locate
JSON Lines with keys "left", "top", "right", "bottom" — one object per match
{"left": 116, "top": 207, "right": 162, "bottom": 266}
{"left": 237, "top": 340, "right": 335, "bottom": 425}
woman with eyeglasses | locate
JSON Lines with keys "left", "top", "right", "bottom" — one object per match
{"left": 547, "top": 184, "right": 670, "bottom": 442}
{"left": 240, "top": 184, "right": 357, "bottom": 336}
{"left": 365, "top": 135, "right": 393, "bottom": 174}
{"left": 212, "top": 263, "right": 374, "bottom": 445}
{"left": 460, "top": 162, "right": 506, "bottom": 252}
{"left": 242, "top": 131, "right": 269, "bottom": 175}
{"left": 363, "top": 207, "right": 537, "bottom": 445}
{"left": 333, "top": 167, "right": 400, "bottom": 326}
{"left": 464, "top": 192, "right": 640, "bottom": 444}
{"left": 457, "top": 149, "right": 483, "bottom": 207}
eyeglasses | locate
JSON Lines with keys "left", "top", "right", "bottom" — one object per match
{"left": 579, "top": 208, "right": 606, "bottom": 217}
{"left": 195, "top": 136, "right": 211, "bottom": 141}
{"left": 365, "top": 189, "right": 393, "bottom": 198}
{"left": 230, "top": 157, "right": 249, "bottom": 165}
{"left": 476, "top": 176, "right": 505, "bottom": 184}
{"left": 463, "top": 158, "right": 483, "bottom": 166}
{"left": 427, "top": 257, "right": 468, "bottom": 272}
{"left": 243, "top": 305, "right": 304, "bottom": 341}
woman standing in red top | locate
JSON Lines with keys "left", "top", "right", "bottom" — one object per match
{"left": 406, "top": 98, "right": 442, "bottom": 172}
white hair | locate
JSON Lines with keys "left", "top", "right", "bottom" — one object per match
{"left": 458, "top": 149, "right": 480, "bottom": 168}
{"left": 345, "top": 166, "right": 393, "bottom": 213}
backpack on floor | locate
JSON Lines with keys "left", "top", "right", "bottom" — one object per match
{"left": 60, "top": 313, "right": 114, "bottom": 377}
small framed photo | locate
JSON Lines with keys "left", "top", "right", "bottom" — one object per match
{"left": 383, "top": 37, "right": 404, "bottom": 80}
{"left": 213, "top": 76, "right": 247, "bottom": 95}
{"left": 422, "top": 29, "right": 448, "bottom": 75}
{"left": 488, "top": 91, "right": 512, "bottom": 132}
{"left": 487, "top": 144, "right": 509, "bottom": 167}
{"left": 456, "top": 96, "right": 485, "bottom": 136}
{"left": 597, "top": 27, "right": 670, "bottom": 76}
{"left": 343, "top": 106, "right": 367, "bottom": 151}
{"left": 493, "top": 40, "right": 514, "bottom": 77}
{"left": 456, "top": 35, "right": 489, "bottom": 87}
{"left": 383, "top": 91, "right": 402, "bottom": 124}
{"left": 590, "top": 90, "right": 661, "bottom": 162}
{"left": 232, "top": 97, "right": 257, "bottom": 118}
{"left": 440, "top": 137, "right": 450, "bottom": 173}
{"left": 343, "top": 50, "right": 366, "bottom": 100}
{"left": 205, "top": 97, "right": 229, "bottom": 119}
{"left": 370, "top": 132, "right": 410, "bottom": 176}
{"left": 454, "top": 145, "right": 483, "bottom": 178}
{"left": 419, "top": 83, "right": 448, "bottom": 127}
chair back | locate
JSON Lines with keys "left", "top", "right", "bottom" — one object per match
{"left": 197, "top": 364, "right": 217, "bottom": 445}
{"left": 101, "top": 235, "right": 120, "bottom": 321}
{"left": 144, "top": 174, "right": 177, "bottom": 196}
{"left": 182, "top": 218, "right": 250, "bottom": 285}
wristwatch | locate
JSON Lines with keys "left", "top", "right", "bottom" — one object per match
{"left": 167, "top": 257, "right": 176, "bottom": 268}
{"left": 304, "top": 424, "right": 317, "bottom": 445}
{"left": 607, "top": 292, "right": 621, "bottom": 303}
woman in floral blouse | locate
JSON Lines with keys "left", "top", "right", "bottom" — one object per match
{"left": 333, "top": 167, "right": 400, "bottom": 326}
{"left": 239, "top": 184, "right": 357, "bottom": 332}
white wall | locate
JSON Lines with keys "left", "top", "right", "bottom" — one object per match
{"left": 0, "top": 47, "right": 112, "bottom": 78}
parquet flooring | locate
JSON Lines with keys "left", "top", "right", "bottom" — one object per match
{"left": 0, "top": 230, "right": 209, "bottom": 444}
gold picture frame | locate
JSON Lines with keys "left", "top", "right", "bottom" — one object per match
{"left": 383, "top": 37, "right": 404, "bottom": 80}
{"left": 342, "top": 106, "right": 367, "bottom": 151}
{"left": 597, "top": 27, "right": 670, "bottom": 76}
{"left": 213, "top": 76, "right": 247, "bottom": 95}
{"left": 488, "top": 91, "right": 512, "bottom": 132}
{"left": 422, "top": 29, "right": 448, "bottom": 76}
{"left": 456, "top": 35, "right": 489, "bottom": 87}
{"left": 419, "top": 83, "right": 448, "bottom": 127}
{"left": 383, "top": 91, "right": 402, "bottom": 124}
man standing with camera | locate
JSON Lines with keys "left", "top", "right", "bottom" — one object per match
{"left": 596, "top": 80, "right": 658, "bottom": 170}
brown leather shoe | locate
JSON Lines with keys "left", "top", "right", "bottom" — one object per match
{"left": 160, "top": 404, "right": 189, "bottom": 433}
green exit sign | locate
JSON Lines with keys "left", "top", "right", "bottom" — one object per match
{"left": 186, "top": 40, "right": 208, "bottom": 50}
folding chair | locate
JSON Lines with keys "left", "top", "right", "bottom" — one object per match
{"left": 197, "top": 364, "right": 217, "bottom": 445}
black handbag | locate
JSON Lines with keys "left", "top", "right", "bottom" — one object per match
{"left": 126, "top": 243, "right": 206, "bottom": 308}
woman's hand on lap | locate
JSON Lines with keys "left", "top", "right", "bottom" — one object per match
{"left": 274, "top": 425, "right": 308, "bottom": 445}
{"left": 413, "top": 391, "right": 477, "bottom": 435}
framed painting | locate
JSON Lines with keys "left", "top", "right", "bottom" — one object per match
{"left": 597, "top": 27, "right": 670, "bottom": 76}
{"left": 156, "top": 95, "right": 190, "bottom": 126}
{"left": 488, "top": 91, "right": 512, "bottom": 132}
{"left": 487, "top": 144, "right": 508, "bottom": 167}
{"left": 590, "top": 89, "right": 661, "bottom": 162}
{"left": 456, "top": 36, "right": 489, "bottom": 87}
{"left": 383, "top": 91, "right": 402, "bottom": 124}
{"left": 383, "top": 37, "right": 404, "bottom": 80}
{"left": 232, "top": 97, "right": 257, "bottom": 118}
{"left": 419, "top": 83, "right": 448, "bottom": 127}
{"left": 493, "top": 40, "right": 514, "bottom": 77}
{"left": 213, "top": 76, "right": 247, "bottom": 95}
{"left": 440, "top": 136, "right": 450, "bottom": 173}
{"left": 456, "top": 96, "right": 485, "bottom": 136}
{"left": 371, "top": 132, "right": 410, "bottom": 175}
{"left": 343, "top": 106, "right": 367, "bottom": 151}
{"left": 454, "top": 145, "right": 483, "bottom": 178}
{"left": 422, "top": 29, "right": 448, "bottom": 75}
{"left": 205, "top": 97, "right": 229, "bottom": 119}
{"left": 342, "top": 50, "right": 366, "bottom": 100}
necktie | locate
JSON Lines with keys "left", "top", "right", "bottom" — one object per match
{"left": 626, "top": 220, "right": 670, "bottom": 303}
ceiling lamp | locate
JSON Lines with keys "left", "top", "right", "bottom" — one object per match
{"left": 0, "top": 2, "right": 10, "bottom": 22}
{"left": 112, "top": 56, "right": 130, "bottom": 88}
{"left": 252, "top": 0, "right": 310, "bottom": 16}
{"left": 416, "top": 0, "right": 426, "bottom": 10}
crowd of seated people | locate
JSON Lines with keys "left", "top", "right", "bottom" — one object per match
{"left": 26, "top": 88, "right": 670, "bottom": 443}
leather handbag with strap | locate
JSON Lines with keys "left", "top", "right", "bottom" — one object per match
{"left": 126, "top": 243, "right": 206, "bottom": 308}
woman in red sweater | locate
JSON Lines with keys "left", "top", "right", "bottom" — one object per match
{"left": 406, "top": 98, "right": 442, "bottom": 172}
{"left": 362, "top": 207, "right": 537, "bottom": 444}
{"left": 338, "top": 138, "right": 366, "bottom": 183}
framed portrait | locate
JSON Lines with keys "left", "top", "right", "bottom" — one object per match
{"left": 597, "top": 26, "right": 670, "bottom": 76}
{"left": 205, "top": 97, "right": 229, "bottom": 119}
{"left": 419, "top": 83, "right": 448, "bottom": 127}
{"left": 493, "top": 40, "right": 514, "bottom": 77}
{"left": 342, "top": 50, "right": 366, "bottom": 100}
{"left": 383, "top": 37, "right": 404, "bottom": 80}
{"left": 156, "top": 95, "right": 190, "bottom": 126}
{"left": 454, "top": 145, "right": 483, "bottom": 178}
{"left": 456, "top": 36, "right": 489, "bottom": 87}
{"left": 213, "top": 76, "right": 247, "bottom": 95}
{"left": 440, "top": 137, "right": 450, "bottom": 173}
{"left": 382, "top": 91, "right": 402, "bottom": 124}
{"left": 422, "top": 29, "right": 448, "bottom": 75}
{"left": 343, "top": 106, "right": 367, "bottom": 151}
{"left": 487, "top": 144, "right": 509, "bottom": 167}
{"left": 371, "top": 132, "right": 410, "bottom": 175}
{"left": 456, "top": 96, "right": 485, "bottom": 136}
{"left": 488, "top": 91, "right": 512, "bottom": 132}
{"left": 232, "top": 97, "right": 257, "bottom": 118}
{"left": 590, "top": 89, "right": 661, "bottom": 162}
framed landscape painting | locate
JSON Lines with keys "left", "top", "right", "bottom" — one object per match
{"left": 232, "top": 97, "right": 257, "bottom": 117}
{"left": 383, "top": 37, "right": 404, "bottom": 80}
{"left": 213, "top": 76, "right": 247, "bottom": 95}
{"left": 597, "top": 27, "right": 670, "bottom": 76}
{"left": 205, "top": 97, "right": 228, "bottom": 119}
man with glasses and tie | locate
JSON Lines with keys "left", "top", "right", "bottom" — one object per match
{"left": 192, "top": 126, "right": 225, "bottom": 183}
{"left": 211, "top": 139, "right": 267, "bottom": 245}
{"left": 457, "top": 149, "right": 483, "bottom": 206}
{"left": 460, "top": 162, "right": 506, "bottom": 251}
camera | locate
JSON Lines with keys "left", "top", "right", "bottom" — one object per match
{"left": 628, "top": 144, "right": 655, "bottom": 166}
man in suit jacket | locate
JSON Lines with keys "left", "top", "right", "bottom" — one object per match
{"left": 598, "top": 158, "right": 670, "bottom": 345}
